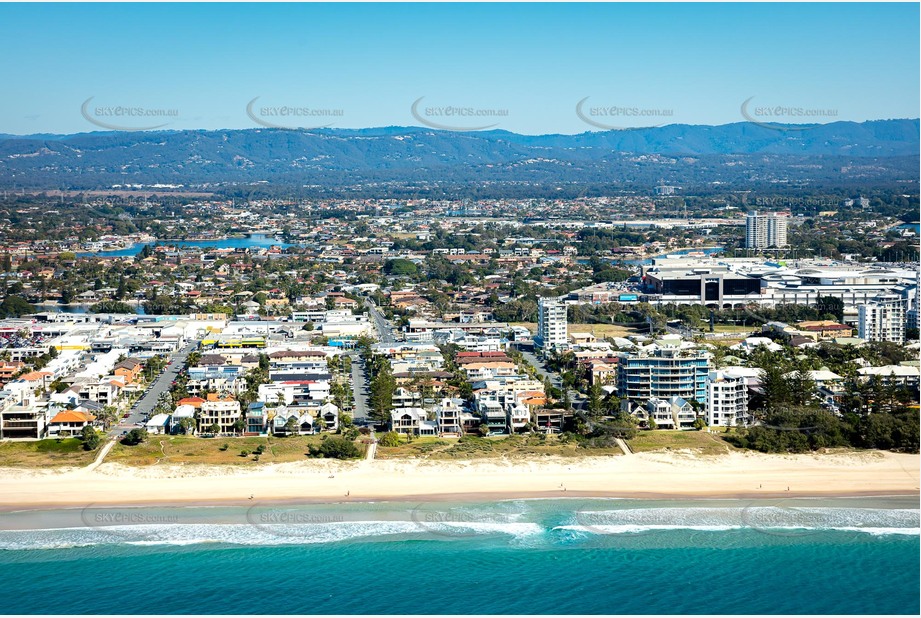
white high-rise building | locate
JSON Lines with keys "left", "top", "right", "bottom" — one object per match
{"left": 536, "top": 297, "right": 567, "bottom": 350}
{"left": 746, "top": 211, "right": 788, "bottom": 249}
{"left": 705, "top": 370, "right": 751, "bottom": 428}
{"left": 858, "top": 297, "right": 905, "bottom": 343}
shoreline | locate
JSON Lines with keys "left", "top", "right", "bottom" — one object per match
{"left": 1, "top": 450, "right": 917, "bottom": 510}
{"left": 1, "top": 490, "right": 916, "bottom": 514}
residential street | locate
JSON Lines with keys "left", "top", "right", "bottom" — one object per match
{"left": 108, "top": 339, "right": 199, "bottom": 437}
{"left": 349, "top": 352, "right": 372, "bottom": 424}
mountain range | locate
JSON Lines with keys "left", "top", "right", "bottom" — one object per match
{"left": 0, "top": 120, "right": 917, "bottom": 194}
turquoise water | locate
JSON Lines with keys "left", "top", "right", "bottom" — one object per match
{"left": 77, "top": 233, "right": 294, "bottom": 258}
{"left": 0, "top": 497, "right": 917, "bottom": 614}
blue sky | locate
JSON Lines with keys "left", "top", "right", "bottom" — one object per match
{"left": 0, "top": 2, "right": 917, "bottom": 135}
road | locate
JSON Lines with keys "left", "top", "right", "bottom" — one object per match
{"left": 109, "top": 338, "right": 199, "bottom": 437}
{"left": 349, "top": 352, "right": 372, "bottom": 424}
{"left": 517, "top": 344, "right": 584, "bottom": 408}
{"left": 364, "top": 299, "right": 396, "bottom": 343}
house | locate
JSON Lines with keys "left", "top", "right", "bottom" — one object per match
{"left": 177, "top": 396, "right": 205, "bottom": 409}
{"left": 434, "top": 398, "right": 463, "bottom": 437}
{"left": 796, "top": 320, "right": 854, "bottom": 340}
{"left": 0, "top": 361, "right": 25, "bottom": 385}
{"left": 71, "top": 379, "right": 122, "bottom": 406}
{"left": 569, "top": 332, "right": 596, "bottom": 345}
{"left": 171, "top": 404, "right": 197, "bottom": 434}
{"left": 47, "top": 410, "right": 96, "bottom": 437}
{"left": 534, "top": 408, "right": 565, "bottom": 434}
{"left": 0, "top": 397, "right": 49, "bottom": 439}
{"left": 644, "top": 396, "right": 696, "bottom": 429}
{"left": 145, "top": 413, "right": 171, "bottom": 435}
{"left": 114, "top": 358, "right": 143, "bottom": 383}
{"left": 272, "top": 408, "right": 316, "bottom": 435}
{"left": 857, "top": 364, "right": 921, "bottom": 388}
{"left": 318, "top": 402, "right": 340, "bottom": 433}
{"left": 390, "top": 407, "right": 428, "bottom": 435}
{"left": 392, "top": 387, "right": 423, "bottom": 409}
{"left": 16, "top": 371, "right": 54, "bottom": 394}
{"left": 246, "top": 402, "right": 266, "bottom": 435}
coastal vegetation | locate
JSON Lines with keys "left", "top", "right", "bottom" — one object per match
{"left": 375, "top": 434, "right": 624, "bottom": 460}
{"left": 0, "top": 438, "right": 97, "bottom": 467}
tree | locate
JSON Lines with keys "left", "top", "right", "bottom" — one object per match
{"left": 283, "top": 416, "right": 299, "bottom": 435}
{"left": 309, "top": 437, "right": 362, "bottom": 459}
{"left": 368, "top": 357, "right": 396, "bottom": 423}
{"left": 378, "top": 431, "right": 402, "bottom": 447}
{"left": 81, "top": 426, "right": 101, "bottom": 451}
{"left": 692, "top": 417, "right": 707, "bottom": 431}
{"left": 383, "top": 258, "right": 419, "bottom": 277}
{"left": 121, "top": 428, "right": 148, "bottom": 446}
{"left": 116, "top": 275, "right": 128, "bottom": 300}
{"left": 314, "top": 414, "right": 327, "bottom": 433}
{"left": 97, "top": 406, "right": 119, "bottom": 430}
{"left": 816, "top": 296, "right": 844, "bottom": 322}
{"left": 208, "top": 422, "right": 221, "bottom": 436}
{"left": 0, "top": 295, "right": 35, "bottom": 318}
{"left": 179, "top": 417, "right": 195, "bottom": 435}
{"left": 232, "top": 418, "right": 246, "bottom": 435}
{"left": 587, "top": 383, "right": 604, "bottom": 418}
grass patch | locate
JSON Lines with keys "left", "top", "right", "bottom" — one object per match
{"left": 0, "top": 438, "right": 97, "bottom": 467}
{"left": 569, "top": 323, "right": 640, "bottom": 339}
{"left": 375, "top": 434, "right": 622, "bottom": 460}
{"left": 699, "top": 323, "right": 758, "bottom": 334}
{"left": 106, "top": 435, "right": 334, "bottom": 466}
{"left": 627, "top": 430, "right": 736, "bottom": 455}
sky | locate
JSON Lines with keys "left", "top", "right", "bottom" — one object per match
{"left": 0, "top": 2, "right": 918, "bottom": 135}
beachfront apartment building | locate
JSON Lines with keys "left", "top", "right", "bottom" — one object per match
{"left": 705, "top": 370, "right": 751, "bottom": 427}
{"left": 536, "top": 297, "right": 567, "bottom": 350}
{"left": 199, "top": 395, "right": 242, "bottom": 435}
{"left": 617, "top": 347, "right": 710, "bottom": 404}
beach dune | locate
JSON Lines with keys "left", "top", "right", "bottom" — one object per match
{"left": 1, "top": 450, "right": 918, "bottom": 508}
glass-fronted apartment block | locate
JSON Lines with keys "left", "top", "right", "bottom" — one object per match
{"left": 617, "top": 347, "right": 710, "bottom": 404}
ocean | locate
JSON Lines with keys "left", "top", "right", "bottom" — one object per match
{"left": 0, "top": 497, "right": 917, "bottom": 615}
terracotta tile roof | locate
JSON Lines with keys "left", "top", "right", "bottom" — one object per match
{"left": 19, "top": 371, "right": 52, "bottom": 381}
{"left": 50, "top": 410, "right": 95, "bottom": 424}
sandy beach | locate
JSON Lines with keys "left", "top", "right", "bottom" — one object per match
{"left": 1, "top": 450, "right": 918, "bottom": 509}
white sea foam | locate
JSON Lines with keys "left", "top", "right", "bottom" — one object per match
{"left": 0, "top": 519, "right": 544, "bottom": 550}
{"left": 567, "top": 506, "right": 920, "bottom": 535}
{"left": 1, "top": 506, "right": 916, "bottom": 550}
